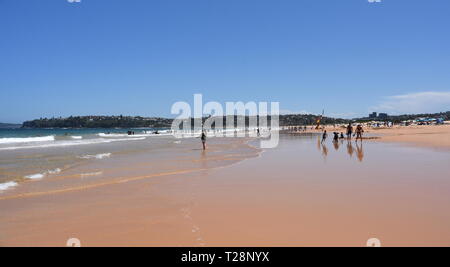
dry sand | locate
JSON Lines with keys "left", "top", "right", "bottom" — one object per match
{"left": 295, "top": 124, "right": 450, "bottom": 150}
{"left": 368, "top": 124, "right": 450, "bottom": 149}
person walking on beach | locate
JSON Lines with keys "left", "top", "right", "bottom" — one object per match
{"left": 321, "top": 130, "right": 328, "bottom": 143}
{"left": 355, "top": 124, "right": 364, "bottom": 142}
{"left": 201, "top": 131, "right": 207, "bottom": 150}
{"left": 346, "top": 123, "right": 353, "bottom": 140}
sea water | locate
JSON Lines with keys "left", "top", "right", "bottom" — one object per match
{"left": 0, "top": 128, "right": 170, "bottom": 187}
{"left": 0, "top": 128, "right": 260, "bottom": 195}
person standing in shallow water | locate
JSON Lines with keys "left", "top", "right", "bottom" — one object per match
{"left": 333, "top": 132, "right": 339, "bottom": 142}
{"left": 355, "top": 124, "right": 364, "bottom": 142}
{"left": 321, "top": 130, "right": 327, "bottom": 143}
{"left": 201, "top": 131, "right": 207, "bottom": 150}
{"left": 346, "top": 123, "right": 353, "bottom": 140}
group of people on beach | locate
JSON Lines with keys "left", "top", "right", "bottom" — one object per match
{"left": 321, "top": 123, "right": 364, "bottom": 144}
{"left": 319, "top": 135, "right": 364, "bottom": 162}
{"left": 200, "top": 123, "right": 364, "bottom": 150}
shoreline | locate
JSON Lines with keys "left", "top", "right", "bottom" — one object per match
{"left": 0, "top": 129, "right": 449, "bottom": 246}
{"left": 0, "top": 136, "right": 264, "bottom": 247}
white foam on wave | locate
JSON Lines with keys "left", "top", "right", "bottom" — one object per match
{"left": 0, "top": 181, "right": 18, "bottom": 192}
{"left": 47, "top": 168, "right": 62, "bottom": 174}
{"left": 0, "top": 136, "right": 55, "bottom": 144}
{"left": 99, "top": 132, "right": 173, "bottom": 138}
{"left": 24, "top": 168, "right": 62, "bottom": 180}
{"left": 0, "top": 137, "right": 146, "bottom": 151}
{"left": 147, "top": 133, "right": 173, "bottom": 137}
{"left": 79, "top": 153, "right": 111, "bottom": 160}
{"left": 70, "top": 136, "right": 83, "bottom": 140}
{"left": 98, "top": 133, "right": 128, "bottom": 137}
{"left": 80, "top": 171, "right": 103, "bottom": 177}
{"left": 25, "top": 173, "right": 45, "bottom": 180}
{"left": 134, "top": 133, "right": 172, "bottom": 137}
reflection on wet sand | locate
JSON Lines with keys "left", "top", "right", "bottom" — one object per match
{"left": 347, "top": 141, "right": 354, "bottom": 158}
{"left": 322, "top": 144, "right": 328, "bottom": 159}
{"left": 333, "top": 140, "right": 339, "bottom": 151}
{"left": 318, "top": 137, "right": 364, "bottom": 162}
{"left": 200, "top": 150, "right": 207, "bottom": 169}
{"left": 317, "top": 136, "right": 328, "bottom": 160}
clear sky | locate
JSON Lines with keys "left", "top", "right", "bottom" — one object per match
{"left": 1, "top": 0, "right": 450, "bottom": 123}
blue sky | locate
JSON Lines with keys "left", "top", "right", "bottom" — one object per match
{"left": 1, "top": 0, "right": 450, "bottom": 123}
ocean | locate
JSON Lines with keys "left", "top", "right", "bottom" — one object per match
{"left": 0, "top": 128, "right": 170, "bottom": 187}
{"left": 0, "top": 128, "right": 259, "bottom": 194}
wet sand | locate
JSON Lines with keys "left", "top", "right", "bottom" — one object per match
{"left": 1, "top": 134, "right": 450, "bottom": 246}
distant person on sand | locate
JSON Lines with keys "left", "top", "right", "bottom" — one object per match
{"left": 201, "top": 131, "right": 207, "bottom": 150}
{"left": 355, "top": 124, "right": 364, "bottom": 141}
{"left": 340, "top": 132, "right": 345, "bottom": 139}
{"left": 346, "top": 123, "right": 353, "bottom": 139}
{"left": 321, "top": 130, "right": 327, "bottom": 143}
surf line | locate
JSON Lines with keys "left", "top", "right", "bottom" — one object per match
{"left": 0, "top": 168, "right": 209, "bottom": 201}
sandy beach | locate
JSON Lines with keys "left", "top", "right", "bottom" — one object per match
{"left": 1, "top": 126, "right": 450, "bottom": 247}
{"left": 369, "top": 124, "right": 450, "bottom": 149}
{"left": 297, "top": 124, "right": 450, "bottom": 150}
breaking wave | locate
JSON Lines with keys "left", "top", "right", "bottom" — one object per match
{"left": 24, "top": 168, "right": 62, "bottom": 180}
{"left": 0, "top": 137, "right": 146, "bottom": 151}
{"left": 0, "top": 136, "right": 55, "bottom": 144}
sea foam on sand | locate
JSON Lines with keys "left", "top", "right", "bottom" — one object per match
{"left": 0, "top": 181, "right": 18, "bottom": 192}
{"left": 79, "top": 153, "right": 111, "bottom": 159}
{"left": 80, "top": 171, "right": 103, "bottom": 177}
{"left": 24, "top": 168, "right": 62, "bottom": 180}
